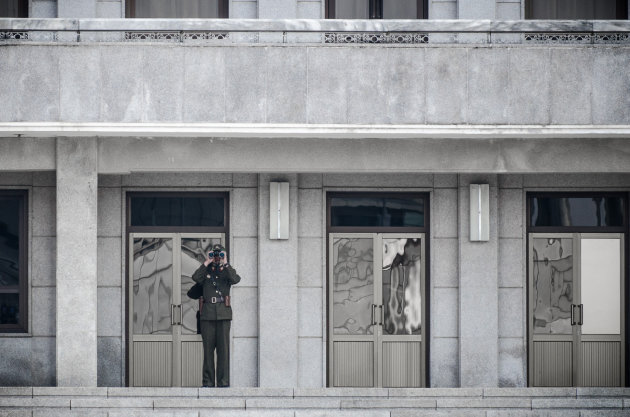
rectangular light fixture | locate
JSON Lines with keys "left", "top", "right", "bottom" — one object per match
{"left": 270, "top": 182, "right": 289, "bottom": 240}
{"left": 470, "top": 184, "right": 489, "bottom": 241}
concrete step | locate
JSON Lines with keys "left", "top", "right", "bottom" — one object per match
{"left": 0, "top": 387, "right": 628, "bottom": 417}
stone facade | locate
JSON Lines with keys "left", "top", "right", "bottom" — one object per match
{"left": 1, "top": 6, "right": 629, "bottom": 389}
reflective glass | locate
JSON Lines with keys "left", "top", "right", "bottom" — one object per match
{"left": 527, "top": 0, "right": 624, "bottom": 19}
{"left": 330, "top": 197, "right": 424, "bottom": 228}
{"left": 530, "top": 197, "right": 624, "bottom": 228}
{"left": 0, "top": 293, "right": 19, "bottom": 324}
{"left": 180, "top": 237, "right": 222, "bottom": 335}
{"left": 134, "top": 0, "right": 221, "bottom": 18}
{"left": 130, "top": 197, "right": 225, "bottom": 227}
{"left": 383, "top": 0, "right": 417, "bottom": 18}
{"left": 0, "top": 198, "right": 20, "bottom": 287}
{"left": 0, "top": 0, "right": 24, "bottom": 17}
{"left": 332, "top": 238, "right": 374, "bottom": 335}
{"left": 133, "top": 238, "right": 173, "bottom": 335}
{"left": 382, "top": 238, "right": 421, "bottom": 335}
{"left": 335, "top": 0, "right": 369, "bottom": 18}
{"left": 532, "top": 238, "right": 573, "bottom": 334}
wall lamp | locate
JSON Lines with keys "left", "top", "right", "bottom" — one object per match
{"left": 470, "top": 184, "right": 489, "bottom": 241}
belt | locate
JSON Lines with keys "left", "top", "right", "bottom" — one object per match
{"left": 204, "top": 296, "right": 225, "bottom": 304}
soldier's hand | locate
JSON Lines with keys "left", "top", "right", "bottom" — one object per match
{"left": 220, "top": 252, "right": 228, "bottom": 265}
{"left": 204, "top": 253, "right": 212, "bottom": 267}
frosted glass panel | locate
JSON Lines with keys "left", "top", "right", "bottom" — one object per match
{"left": 532, "top": 238, "right": 574, "bottom": 334}
{"left": 332, "top": 238, "right": 374, "bottom": 335}
{"left": 180, "top": 237, "right": 222, "bottom": 334}
{"left": 133, "top": 238, "right": 173, "bottom": 335}
{"left": 382, "top": 238, "right": 421, "bottom": 335}
{"left": 580, "top": 238, "right": 621, "bottom": 335}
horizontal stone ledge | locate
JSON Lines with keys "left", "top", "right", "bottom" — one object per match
{"left": 531, "top": 398, "right": 624, "bottom": 409}
{"left": 576, "top": 387, "right": 630, "bottom": 397}
{"left": 70, "top": 398, "right": 154, "bottom": 408}
{"left": 3, "top": 123, "right": 630, "bottom": 140}
{"left": 154, "top": 398, "right": 245, "bottom": 408}
{"left": 1, "top": 18, "right": 630, "bottom": 33}
{"left": 0, "top": 387, "right": 32, "bottom": 396}
{"left": 198, "top": 387, "right": 293, "bottom": 397}
{"left": 437, "top": 398, "right": 532, "bottom": 408}
{"left": 294, "top": 388, "right": 388, "bottom": 397}
{"left": 0, "top": 397, "right": 70, "bottom": 407}
{"left": 245, "top": 398, "right": 342, "bottom": 408}
{"left": 483, "top": 387, "right": 577, "bottom": 398}
{"left": 34, "top": 387, "right": 107, "bottom": 397}
{"left": 389, "top": 388, "right": 483, "bottom": 397}
{"left": 342, "top": 398, "right": 437, "bottom": 408}
{"left": 108, "top": 387, "right": 199, "bottom": 397}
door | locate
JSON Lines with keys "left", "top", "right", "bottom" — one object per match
{"left": 328, "top": 233, "right": 425, "bottom": 387}
{"left": 129, "top": 233, "right": 224, "bottom": 387}
{"left": 529, "top": 233, "right": 625, "bottom": 387}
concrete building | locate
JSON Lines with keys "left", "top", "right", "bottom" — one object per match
{"left": 0, "top": 0, "right": 629, "bottom": 391}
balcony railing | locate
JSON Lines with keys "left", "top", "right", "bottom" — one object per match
{"left": 0, "top": 18, "right": 629, "bottom": 45}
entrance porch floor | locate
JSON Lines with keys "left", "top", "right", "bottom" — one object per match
{"left": 0, "top": 387, "right": 629, "bottom": 416}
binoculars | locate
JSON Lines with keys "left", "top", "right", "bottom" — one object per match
{"left": 210, "top": 250, "right": 225, "bottom": 258}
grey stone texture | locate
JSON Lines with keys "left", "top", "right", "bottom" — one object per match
{"left": 32, "top": 1, "right": 58, "bottom": 18}
{"left": 8, "top": 43, "right": 625, "bottom": 128}
{"left": 430, "top": 0, "right": 457, "bottom": 19}
{"left": 458, "top": 0, "right": 496, "bottom": 18}
{"left": 56, "top": 137, "right": 98, "bottom": 387}
{"left": 258, "top": 174, "right": 299, "bottom": 387}
{"left": 58, "top": 0, "right": 97, "bottom": 17}
{"left": 97, "top": 336, "right": 122, "bottom": 387}
{"left": 499, "top": 337, "right": 526, "bottom": 387}
{"left": 458, "top": 178, "right": 499, "bottom": 387}
{"left": 232, "top": 337, "right": 258, "bottom": 387}
{"left": 298, "top": 338, "right": 323, "bottom": 388}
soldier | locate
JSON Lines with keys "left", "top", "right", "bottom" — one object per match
{"left": 192, "top": 243, "right": 241, "bottom": 387}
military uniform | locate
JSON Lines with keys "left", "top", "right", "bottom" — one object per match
{"left": 191, "top": 248, "right": 241, "bottom": 387}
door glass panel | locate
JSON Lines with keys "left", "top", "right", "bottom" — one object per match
{"left": 180, "top": 237, "right": 222, "bottom": 334}
{"left": 330, "top": 196, "right": 424, "bottom": 228}
{"left": 332, "top": 237, "right": 374, "bottom": 335}
{"left": 0, "top": 197, "right": 20, "bottom": 287}
{"left": 133, "top": 0, "right": 221, "bottom": 18}
{"left": 532, "top": 238, "right": 574, "bottom": 334}
{"left": 382, "top": 238, "right": 422, "bottom": 335}
{"left": 133, "top": 238, "right": 174, "bottom": 335}
{"left": 580, "top": 238, "right": 621, "bottom": 335}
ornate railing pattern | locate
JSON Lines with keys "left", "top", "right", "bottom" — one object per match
{"left": 1, "top": 19, "right": 629, "bottom": 45}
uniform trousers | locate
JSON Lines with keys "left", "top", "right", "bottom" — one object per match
{"left": 200, "top": 319, "right": 231, "bottom": 387}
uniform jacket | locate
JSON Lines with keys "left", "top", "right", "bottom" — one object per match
{"left": 192, "top": 262, "right": 241, "bottom": 321}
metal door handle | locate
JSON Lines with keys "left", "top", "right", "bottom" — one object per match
{"left": 571, "top": 304, "right": 576, "bottom": 326}
{"left": 179, "top": 304, "right": 183, "bottom": 325}
{"left": 171, "top": 304, "right": 175, "bottom": 326}
{"left": 371, "top": 304, "right": 377, "bottom": 326}
{"left": 578, "top": 304, "right": 584, "bottom": 326}
{"left": 379, "top": 305, "right": 384, "bottom": 326}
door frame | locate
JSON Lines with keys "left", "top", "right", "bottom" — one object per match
{"left": 526, "top": 191, "right": 629, "bottom": 387}
{"left": 325, "top": 191, "right": 430, "bottom": 387}
{"left": 124, "top": 191, "right": 230, "bottom": 387}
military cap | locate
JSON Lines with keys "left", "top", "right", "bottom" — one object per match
{"left": 212, "top": 244, "right": 226, "bottom": 252}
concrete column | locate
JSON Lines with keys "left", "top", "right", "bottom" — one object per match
{"left": 458, "top": 175, "right": 499, "bottom": 387}
{"left": 457, "top": 0, "right": 495, "bottom": 19}
{"left": 56, "top": 137, "right": 98, "bottom": 387}
{"left": 57, "top": 0, "right": 97, "bottom": 17}
{"left": 258, "top": 174, "right": 299, "bottom": 387}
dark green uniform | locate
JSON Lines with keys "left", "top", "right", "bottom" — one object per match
{"left": 192, "top": 261, "right": 240, "bottom": 387}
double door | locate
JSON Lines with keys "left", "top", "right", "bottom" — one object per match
{"left": 128, "top": 233, "right": 224, "bottom": 387}
{"left": 328, "top": 233, "right": 426, "bottom": 387}
{"left": 528, "top": 233, "right": 625, "bottom": 386}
